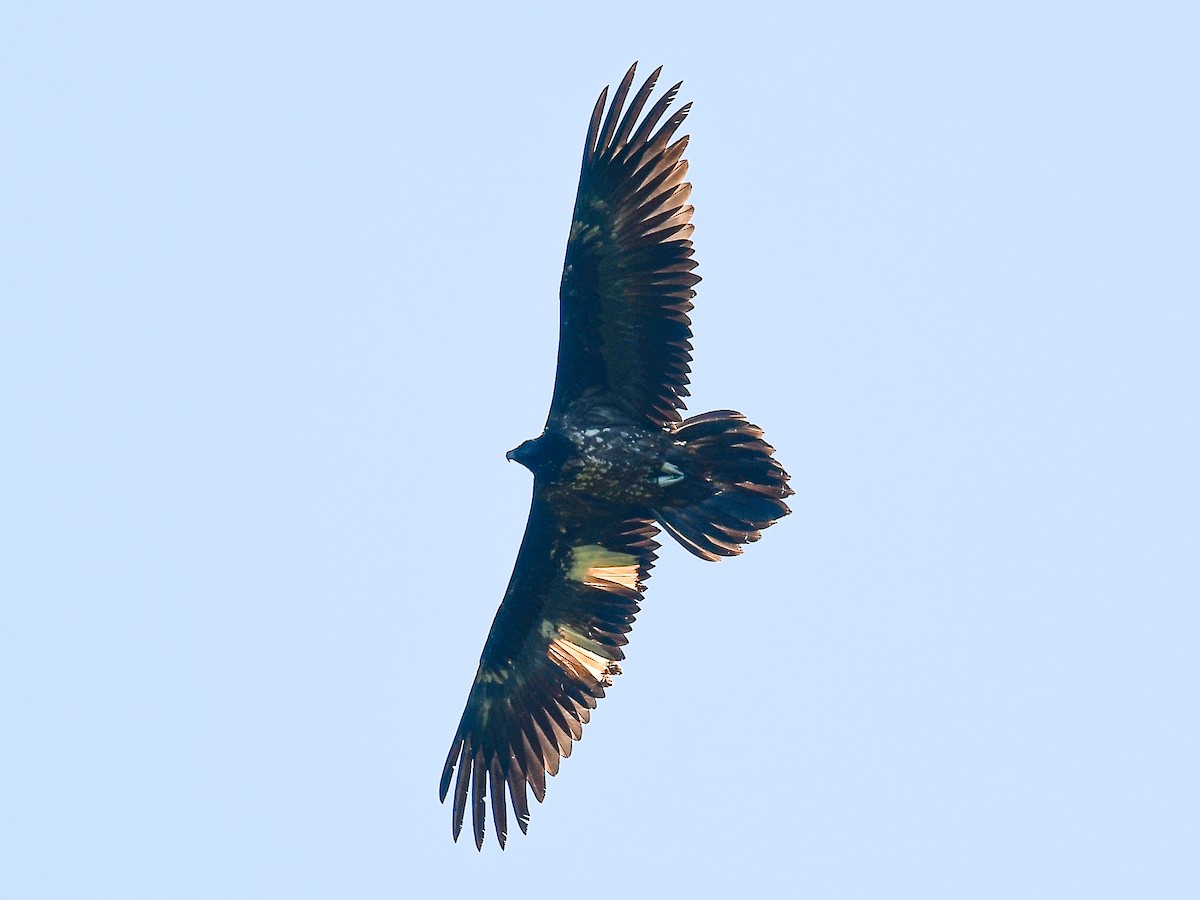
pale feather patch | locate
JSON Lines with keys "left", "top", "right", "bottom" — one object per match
{"left": 541, "top": 620, "right": 620, "bottom": 686}
{"left": 589, "top": 563, "right": 639, "bottom": 591}
{"left": 568, "top": 544, "right": 641, "bottom": 592}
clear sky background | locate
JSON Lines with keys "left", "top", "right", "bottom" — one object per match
{"left": 3, "top": 2, "right": 1197, "bottom": 897}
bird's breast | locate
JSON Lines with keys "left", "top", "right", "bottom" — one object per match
{"left": 544, "top": 424, "right": 669, "bottom": 507}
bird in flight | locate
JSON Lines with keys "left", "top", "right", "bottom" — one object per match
{"left": 439, "top": 63, "right": 792, "bottom": 849}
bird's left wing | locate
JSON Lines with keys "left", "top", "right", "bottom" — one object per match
{"left": 439, "top": 491, "right": 659, "bottom": 849}
{"left": 549, "top": 63, "right": 700, "bottom": 427}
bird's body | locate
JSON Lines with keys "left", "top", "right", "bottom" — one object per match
{"left": 440, "top": 64, "right": 792, "bottom": 849}
{"left": 517, "top": 407, "right": 680, "bottom": 510}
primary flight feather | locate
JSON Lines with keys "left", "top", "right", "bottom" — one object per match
{"left": 439, "top": 63, "right": 792, "bottom": 849}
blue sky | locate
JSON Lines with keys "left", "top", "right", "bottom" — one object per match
{"left": 3, "top": 2, "right": 1198, "bottom": 897}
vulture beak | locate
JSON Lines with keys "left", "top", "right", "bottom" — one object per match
{"left": 507, "top": 437, "right": 540, "bottom": 470}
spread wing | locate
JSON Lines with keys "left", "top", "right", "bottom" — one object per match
{"left": 550, "top": 63, "right": 700, "bottom": 427}
{"left": 439, "top": 493, "right": 660, "bottom": 849}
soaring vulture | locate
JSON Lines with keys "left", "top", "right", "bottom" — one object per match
{"left": 439, "top": 63, "right": 792, "bottom": 849}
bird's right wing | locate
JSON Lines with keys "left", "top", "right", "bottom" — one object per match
{"left": 439, "top": 491, "right": 659, "bottom": 849}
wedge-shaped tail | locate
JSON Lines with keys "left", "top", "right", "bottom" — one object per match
{"left": 655, "top": 410, "right": 792, "bottom": 561}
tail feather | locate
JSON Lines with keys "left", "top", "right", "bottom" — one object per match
{"left": 654, "top": 410, "right": 792, "bottom": 561}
